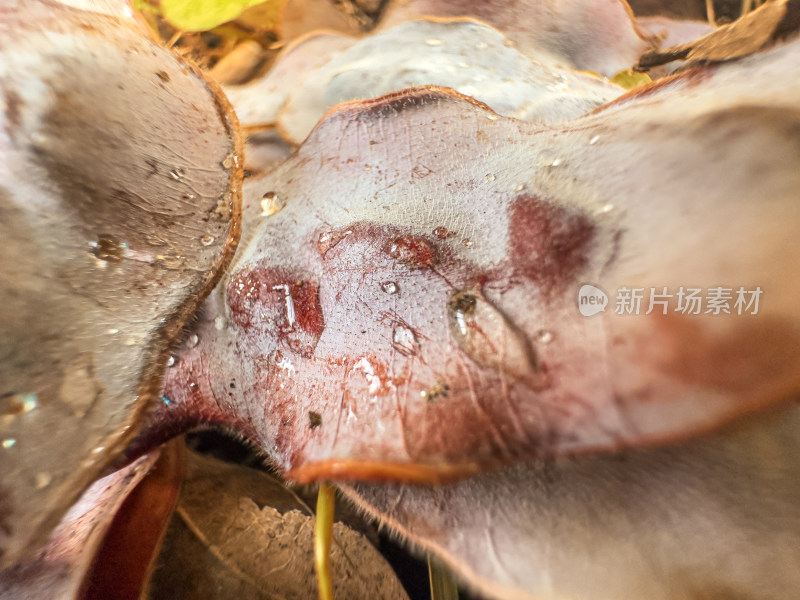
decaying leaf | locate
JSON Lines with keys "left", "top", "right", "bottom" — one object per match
{"left": 345, "top": 405, "right": 800, "bottom": 600}
{"left": 0, "top": 0, "right": 241, "bottom": 566}
{"left": 637, "top": 0, "right": 800, "bottom": 69}
{"left": 280, "top": 0, "right": 364, "bottom": 40}
{"left": 379, "top": 0, "right": 654, "bottom": 76}
{"left": 149, "top": 31, "right": 800, "bottom": 492}
{"left": 224, "top": 31, "right": 356, "bottom": 129}
{"left": 81, "top": 440, "right": 185, "bottom": 600}
{"left": 0, "top": 452, "right": 160, "bottom": 600}
{"left": 147, "top": 450, "right": 409, "bottom": 600}
{"left": 273, "top": 19, "right": 625, "bottom": 144}
{"left": 635, "top": 15, "right": 714, "bottom": 50}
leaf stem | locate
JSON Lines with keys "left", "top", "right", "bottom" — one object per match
{"left": 315, "top": 483, "right": 336, "bottom": 600}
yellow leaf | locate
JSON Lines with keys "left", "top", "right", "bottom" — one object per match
{"left": 610, "top": 68, "right": 652, "bottom": 90}
{"left": 160, "top": 0, "right": 272, "bottom": 32}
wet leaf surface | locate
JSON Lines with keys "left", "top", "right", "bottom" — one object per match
{"left": 274, "top": 18, "right": 624, "bottom": 144}
{"left": 379, "top": 0, "right": 653, "bottom": 76}
{"left": 152, "top": 33, "right": 800, "bottom": 487}
{"left": 0, "top": 0, "right": 241, "bottom": 566}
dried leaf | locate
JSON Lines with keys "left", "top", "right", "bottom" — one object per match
{"left": 0, "top": 0, "right": 241, "bottom": 566}
{"left": 147, "top": 451, "right": 409, "bottom": 600}
{"left": 637, "top": 0, "right": 797, "bottom": 69}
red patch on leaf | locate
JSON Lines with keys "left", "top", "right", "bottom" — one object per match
{"left": 508, "top": 194, "right": 595, "bottom": 293}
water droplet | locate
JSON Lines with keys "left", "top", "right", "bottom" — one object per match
{"left": 447, "top": 290, "right": 545, "bottom": 388}
{"left": 317, "top": 229, "right": 352, "bottom": 258}
{"left": 107, "top": 328, "right": 119, "bottom": 335}
{"left": 425, "top": 38, "right": 443, "bottom": 46}
{"left": 3, "top": 393, "right": 39, "bottom": 416}
{"left": 486, "top": 113, "right": 498, "bottom": 121}
{"left": 599, "top": 203, "right": 615, "bottom": 213}
{"left": 91, "top": 234, "right": 126, "bottom": 262}
{"left": 484, "top": 173, "right": 496, "bottom": 182}
{"left": 157, "top": 254, "right": 184, "bottom": 269}
{"left": 2, "top": 438, "right": 16, "bottom": 449}
{"left": 513, "top": 183, "right": 526, "bottom": 192}
{"left": 433, "top": 226, "right": 449, "bottom": 239}
{"left": 200, "top": 234, "right": 215, "bottom": 246}
{"left": 35, "top": 472, "right": 52, "bottom": 489}
{"left": 589, "top": 135, "right": 600, "bottom": 145}
{"left": 535, "top": 329, "right": 554, "bottom": 343}
{"left": 549, "top": 158, "right": 563, "bottom": 167}
{"left": 461, "top": 238, "right": 472, "bottom": 247}
{"left": 92, "top": 446, "right": 105, "bottom": 454}
{"left": 260, "top": 191, "right": 284, "bottom": 216}
{"left": 186, "top": 333, "right": 199, "bottom": 349}
{"left": 214, "top": 316, "right": 227, "bottom": 331}
{"left": 21, "top": 394, "right": 37, "bottom": 412}
{"left": 392, "top": 325, "right": 419, "bottom": 357}
{"left": 381, "top": 281, "right": 399, "bottom": 294}
{"left": 166, "top": 355, "right": 176, "bottom": 367}
{"left": 169, "top": 167, "right": 185, "bottom": 181}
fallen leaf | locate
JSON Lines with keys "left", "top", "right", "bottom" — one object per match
{"left": 151, "top": 33, "right": 800, "bottom": 488}
{"left": 274, "top": 18, "right": 624, "bottom": 144}
{"left": 82, "top": 441, "right": 185, "bottom": 600}
{"left": 280, "top": 0, "right": 364, "bottom": 40}
{"left": 224, "top": 31, "right": 356, "bottom": 130}
{"left": 157, "top": 0, "right": 272, "bottom": 32}
{"left": 0, "top": 452, "right": 160, "bottom": 600}
{"left": 379, "top": 0, "right": 654, "bottom": 76}
{"left": 0, "top": 0, "right": 241, "bottom": 566}
{"left": 344, "top": 405, "right": 800, "bottom": 600}
{"left": 147, "top": 450, "right": 409, "bottom": 600}
{"left": 637, "top": 0, "right": 799, "bottom": 69}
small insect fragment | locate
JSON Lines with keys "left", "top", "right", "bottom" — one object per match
{"left": 421, "top": 381, "right": 450, "bottom": 402}
{"left": 309, "top": 411, "right": 323, "bottom": 429}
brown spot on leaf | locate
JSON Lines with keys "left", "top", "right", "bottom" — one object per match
{"left": 508, "top": 194, "right": 595, "bottom": 293}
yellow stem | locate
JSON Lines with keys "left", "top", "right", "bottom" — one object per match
{"left": 315, "top": 483, "right": 335, "bottom": 600}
